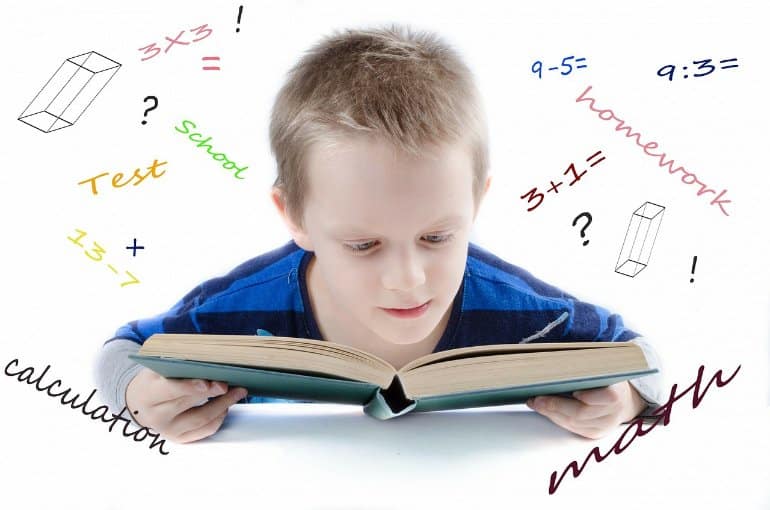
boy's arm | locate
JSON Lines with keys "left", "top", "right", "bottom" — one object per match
{"left": 557, "top": 296, "right": 666, "bottom": 416}
{"left": 93, "top": 338, "right": 143, "bottom": 423}
{"left": 91, "top": 282, "right": 206, "bottom": 422}
{"left": 626, "top": 336, "right": 666, "bottom": 416}
{"left": 92, "top": 285, "right": 300, "bottom": 423}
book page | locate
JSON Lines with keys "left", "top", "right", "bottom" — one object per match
{"left": 401, "top": 345, "right": 649, "bottom": 398}
{"left": 140, "top": 334, "right": 396, "bottom": 387}
{"left": 399, "top": 341, "right": 631, "bottom": 373}
{"left": 3, "top": 2, "right": 766, "bottom": 508}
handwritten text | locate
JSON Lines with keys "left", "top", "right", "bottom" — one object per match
{"left": 576, "top": 85, "right": 732, "bottom": 217}
{"left": 68, "top": 228, "right": 140, "bottom": 287}
{"left": 78, "top": 159, "right": 167, "bottom": 195}
{"left": 520, "top": 150, "right": 605, "bottom": 212}
{"left": 5, "top": 358, "right": 170, "bottom": 455}
{"left": 548, "top": 363, "right": 740, "bottom": 495}
{"left": 139, "top": 24, "right": 213, "bottom": 62}
{"left": 174, "top": 120, "right": 248, "bottom": 179}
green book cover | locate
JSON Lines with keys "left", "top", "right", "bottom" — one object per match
{"left": 128, "top": 354, "right": 380, "bottom": 405}
{"left": 129, "top": 353, "right": 657, "bottom": 420}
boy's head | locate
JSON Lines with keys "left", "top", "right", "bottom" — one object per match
{"left": 269, "top": 24, "right": 491, "bottom": 346}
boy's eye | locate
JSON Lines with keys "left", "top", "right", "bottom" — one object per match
{"left": 346, "top": 241, "right": 377, "bottom": 252}
{"left": 423, "top": 234, "right": 453, "bottom": 244}
{"left": 344, "top": 234, "right": 454, "bottom": 253}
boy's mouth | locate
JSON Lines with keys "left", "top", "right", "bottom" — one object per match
{"left": 381, "top": 300, "right": 431, "bottom": 318}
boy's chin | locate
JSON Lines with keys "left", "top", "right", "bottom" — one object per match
{"left": 380, "top": 334, "right": 431, "bottom": 346}
{"left": 376, "top": 321, "right": 440, "bottom": 345}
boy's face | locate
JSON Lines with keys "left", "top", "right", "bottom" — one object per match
{"left": 274, "top": 135, "right": 489, "bottom": 347}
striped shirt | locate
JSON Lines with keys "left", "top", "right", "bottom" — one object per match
{"left": 100, "top": 240, "right": 660, "bottom": 407}
{"left": 110, "top": 239, "right": 636, "bottom": 347}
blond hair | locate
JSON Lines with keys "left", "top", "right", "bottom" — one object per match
{"left": 269, "top": 23, "right": 489, "bottom": 229}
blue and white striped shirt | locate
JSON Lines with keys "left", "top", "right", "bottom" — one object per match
{"left": 102, "top": 240, "right": 658, "bottom": 406}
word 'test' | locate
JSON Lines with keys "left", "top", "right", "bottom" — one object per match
{"left": 78, "top": 159, "right": 167, "bottom": 195}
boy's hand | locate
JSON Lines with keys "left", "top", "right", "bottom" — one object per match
{"left": 125, "top": 368, "right": 248, "bottom": 443}
{"left": 526, "top": 381, "right": 647, "bottom": 439}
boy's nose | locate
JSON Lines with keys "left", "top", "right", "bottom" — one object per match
{"left": 380, "top": 248, "right": 426, "bottom": 292}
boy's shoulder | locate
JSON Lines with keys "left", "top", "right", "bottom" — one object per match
{"left": 189, "top": 240, "right": 306, "bottom": 309}
{"left": 443, "top": 243, "right": 579, "bottom": 349}
{"left": 191, "top": 240, "right": 573, "bottom": 310}
{"left": 115, "top": 240, "right": 311, "bottom": 343}
{"left": 193, "top": 240, "right": 571, "bottom": 308}
{"left": 465, "top": 242, "right": 571, "bottom": 303}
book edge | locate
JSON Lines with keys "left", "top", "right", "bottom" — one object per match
{"left": 408, "top": 367, "right": 659, "bottom": 400}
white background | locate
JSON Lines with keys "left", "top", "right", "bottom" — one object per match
{"left": 2, "top": 0, "right": 768, "bottom": 508}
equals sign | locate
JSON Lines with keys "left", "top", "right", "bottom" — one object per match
{"left": 719, "top": 58, "right": 739, "bottom": 69}
{"left": 586, "top": 150, "right": 605, "bottom": 167}
{"left": 575, "top": 57, "right": 587, "bottom": 69}
{"left": 202, "top": 56, "right": 221, "bottom": 71}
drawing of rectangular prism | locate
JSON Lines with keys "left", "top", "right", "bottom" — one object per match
{"left": 615, "top": 201, "right": 665, "bottom": 278}
{"left": 18, "top": 51, "right": 121, "bottom": 133}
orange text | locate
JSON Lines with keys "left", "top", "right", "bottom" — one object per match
{"left": 78, "top": 159, "right": 167, "bottom": 195}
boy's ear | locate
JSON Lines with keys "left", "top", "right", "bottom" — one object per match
{"left": 270, "top": 187, "right": 314, "bottom": 251}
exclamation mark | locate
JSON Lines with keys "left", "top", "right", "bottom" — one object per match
{"left": 690, "top": 256, "right": 697, "bottom": 283}
{"left": 236, "top": 5, "right": 244, "bottom": 33}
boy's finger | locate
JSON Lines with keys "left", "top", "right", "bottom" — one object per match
{"left": 530, "top": 395, "right": 615, "bottom": 423}
{"left": 154, "top": 382, "right": 230, "bottom": 417}
{"left": 154, "top": 377, "right": 227, "bottom": 403}
{"left": 176, "top": 410, "right": 229, "bottom": 444}
{"left": 572, "top": 385, "right": 623, "bottom": 406}
{"left": 530, "top": 402, "right": 611, "bottom": 438}
{"left": 529, "top": 400, "right": 575, "bottom": 432}
{"left": 166, "top": 387, "right": 247, "bottom": 437}
{"left": 530, "top": 395, "right": 582, "bottom": 416}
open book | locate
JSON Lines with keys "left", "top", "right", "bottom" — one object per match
{"left": 129, "top": 334, "right": 656, "bottom": 420}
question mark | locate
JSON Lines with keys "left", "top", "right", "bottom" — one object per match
{"left": 571, "top": 212, "right": 592, "bottom": 246}
{"left": 141, "top": 96, "right": 158, "bottom": 125}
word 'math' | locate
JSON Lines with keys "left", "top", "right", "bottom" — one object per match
{"left": 576, "top": 85, "right": 732, "bottom": 217}
{"left": 548, "top": 363, "right": 740, "bottom": 495}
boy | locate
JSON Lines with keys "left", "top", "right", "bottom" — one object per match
{"left": 95, "top": 24, "right": 663, "bottom": 444}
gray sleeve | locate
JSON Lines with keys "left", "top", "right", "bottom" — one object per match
{"left": 626, "top": 336, "right": 666, "bottom": 415}
{"left": 93, "top": 339, "right": 144, "bottom": 424}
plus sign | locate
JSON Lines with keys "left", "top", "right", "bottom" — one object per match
{"left": 126, "top": 238, "right": 145, "bottom": 256}
{"left": 547, "top": 180, "right": 563, "bottom": 194}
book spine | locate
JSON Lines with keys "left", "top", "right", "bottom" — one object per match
{"left": 362, "top": 376, "right": 416, "bottom": 420}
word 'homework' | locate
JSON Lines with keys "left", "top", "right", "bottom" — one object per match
{"left": 576, "top": 85, "right": 732, "bottom": 217}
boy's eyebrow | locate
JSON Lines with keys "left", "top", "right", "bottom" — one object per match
{"left": 332, "top": 214, "right": 464, "bottom": 235}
